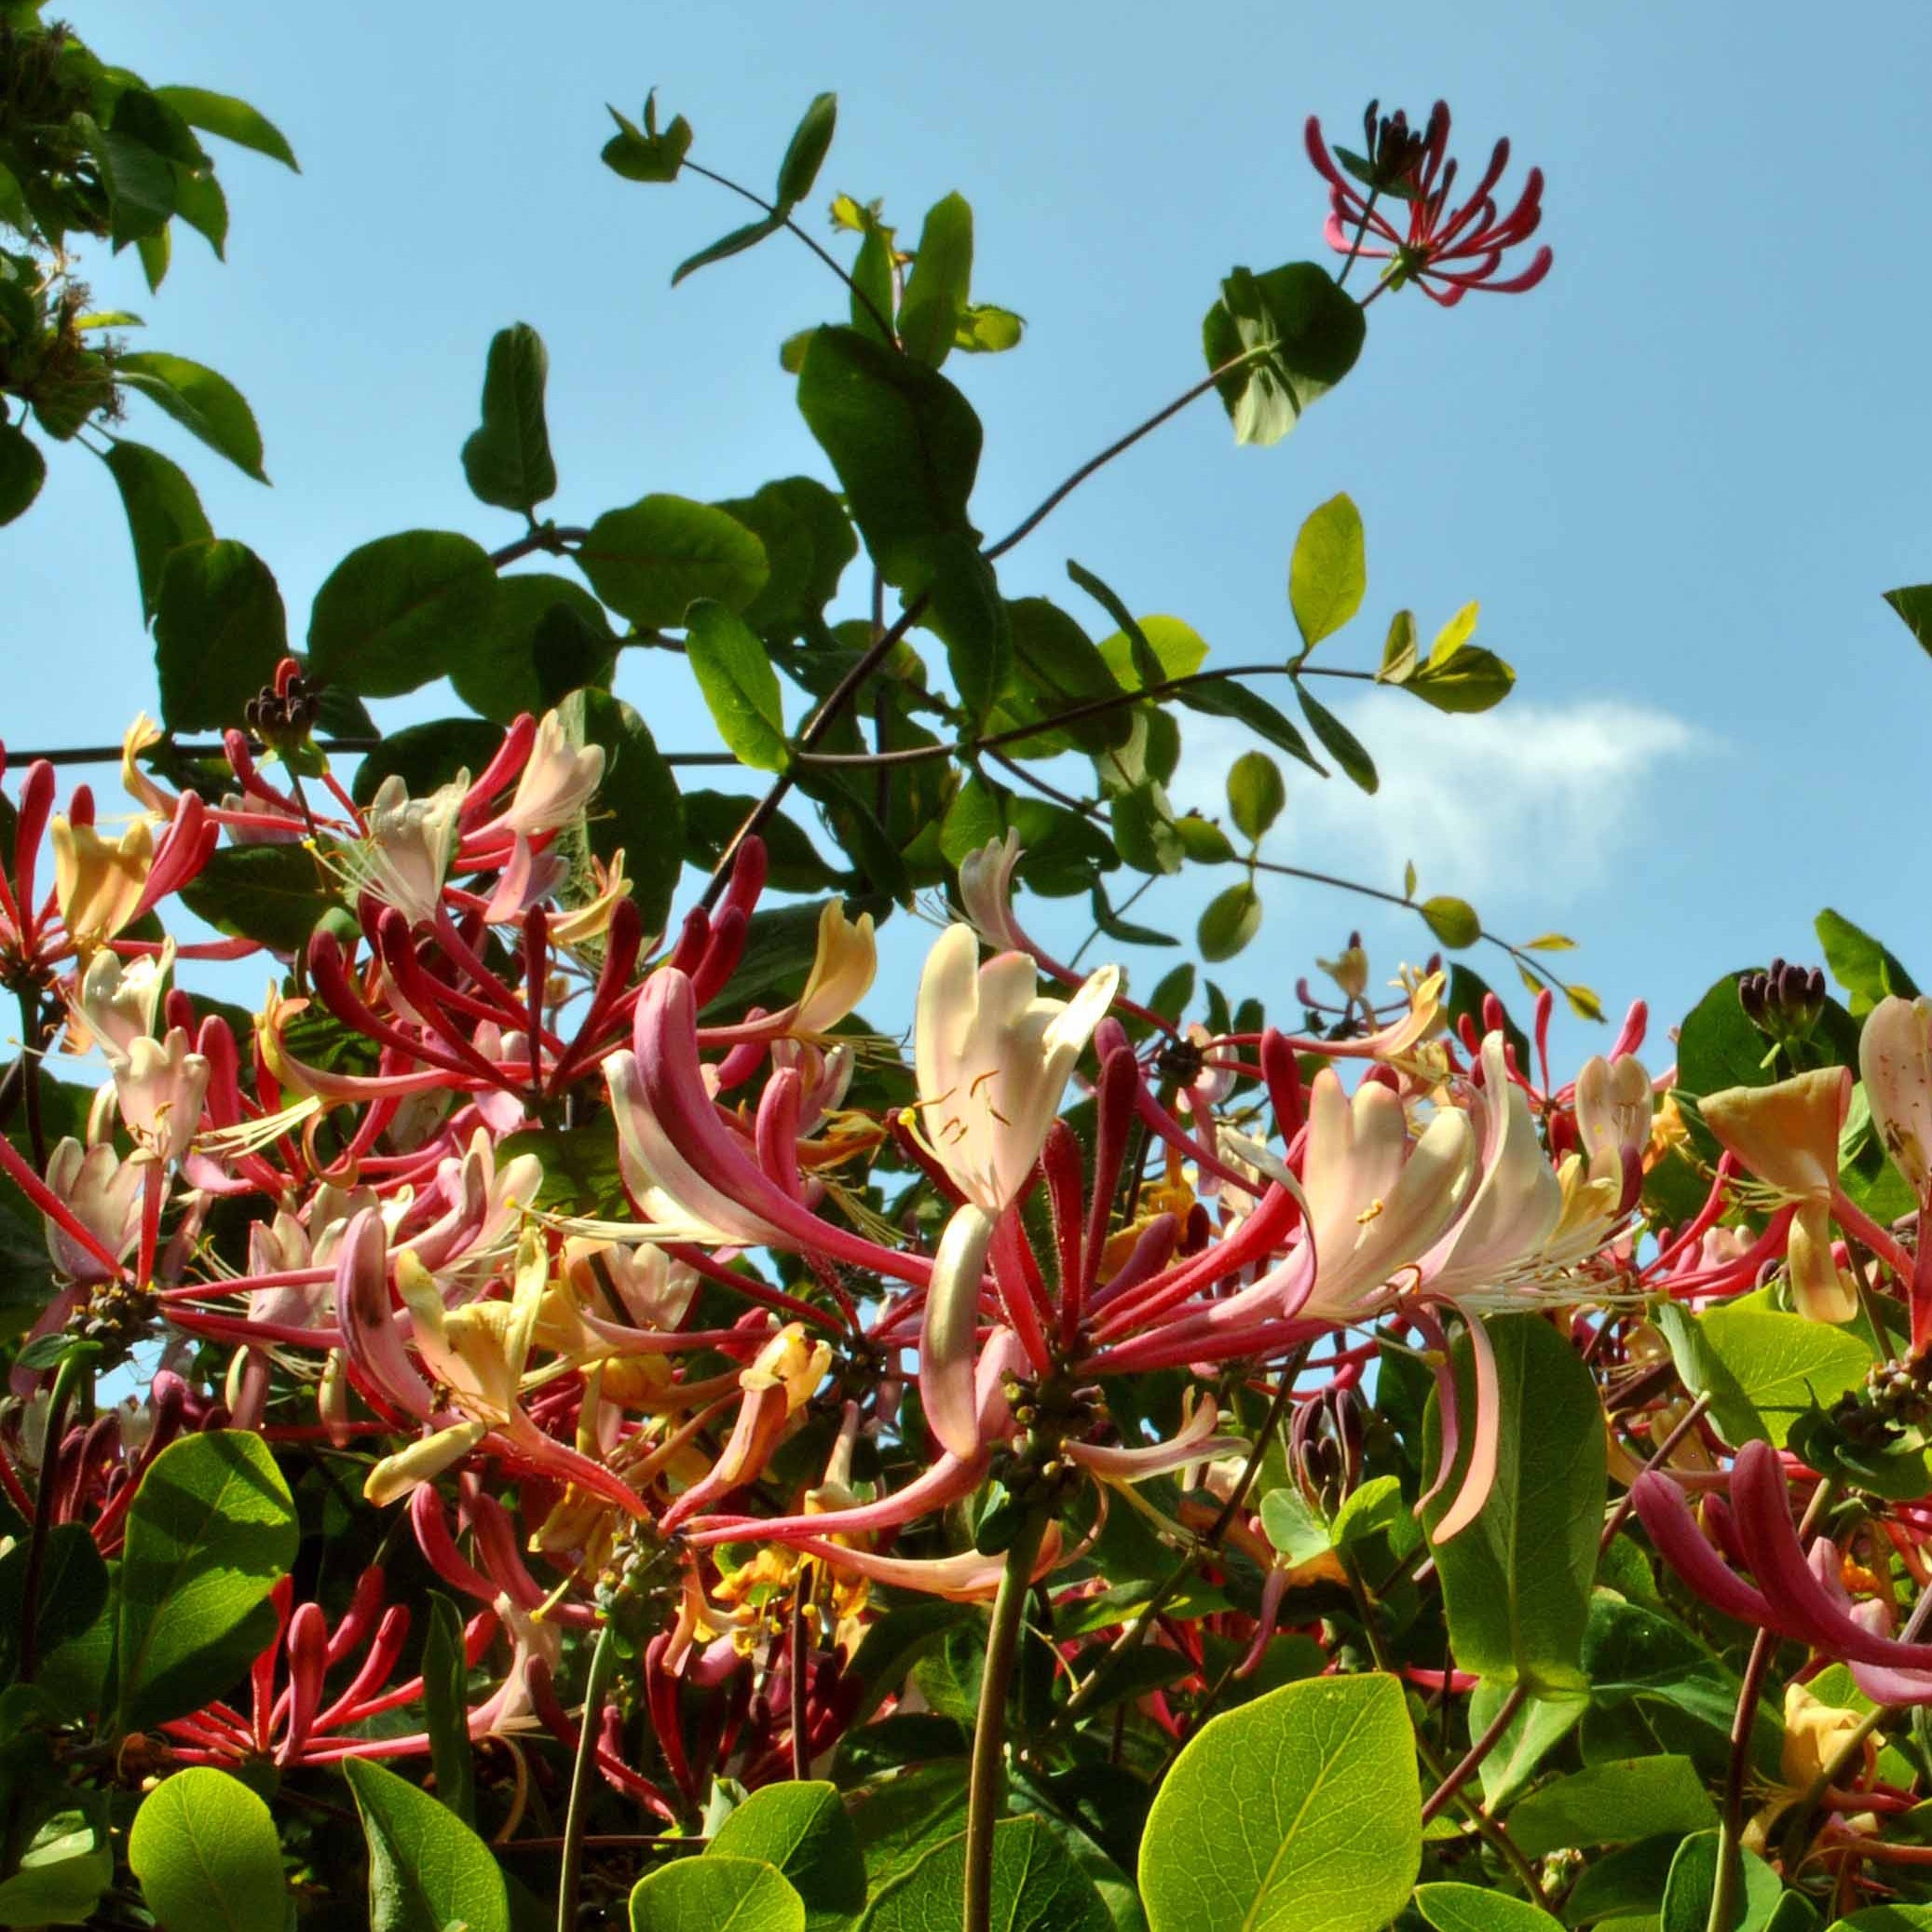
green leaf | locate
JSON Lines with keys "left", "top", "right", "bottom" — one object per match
{"left": 1416, "top": 1884, "right": 1564, "bottom": 1932}
{"left": 630, "top": 1855, "right": 804, "bottom": 1931}
{"left": 421, "top": 1592, "right": 474, "bottom": 1824}
{"left": 344, "top": 1757, "right": 509, "bottom": 1932}
{"left": 0, "top": 419, "right": 45, "bottom": 524}
{"left": 686, "top": 601, "right": 790, "bottom": 771}
{"left": 1816, "top": 906, "right": 1919, "bottom": 1018}
{"left": 94, "top": 119, "right": 179, "bottom": 249}
{"left": 1072, "top": 564, "right": 1174, "bottom": 692}
{"left": 116, "top": 351, "right": 267, "bottom": 483}
{"left": 129, "top": 1767, "right": 287, "bottom": 1932}
{"left": 116, "top": 1430, "right": 298, "bottom": 1732}
{"left": 138, "top": 224, "right": 171, "bottom": 293}
{"left": 1111, "top": 780, "right": 1183, "bottom": 876}
{"left": 708, "top": 1781, "right": 866, "bottom": 1925}
{"left": 179, "top": 840, "right": 340, "bottom": 954}
{"left": 899, "top": 191, "right": 973, "bottom": 368}
{"left": 775, "top": 92, "right": 837, "bottom": 208}
{"left": 913, "top": 533, "right": 1010, "bottom": 724}
{"left": 0, "top": 1803, "right": 111, "bottom": 1925}
{"left": 1422, "top": 1315, "right": 1606, "bottom": 1694}
{"left": 860, "top": 1815, "right": 1109, "bottom": 1932}
{"left": 1139, "top": 1673, "right": 1418, "bottom": 1932}
{"left": 461, "top": 322, "right": 556, "bottom": 513}
{"left": 1173, "top": 674, "right": 1322, "bottom": 772}
{"left": 716, "top": 477, "right": 856, "bottom": 633}
{"left": 1227, "top": 749, "right": 1285, "bottom": 840}
{"left": 308, "top": 530, "right": 499, "bottom": 698}
{"left": 1296, "top": 686, "right": 1378, "bottom": 793}
{"left": 450, "top": 572, "right": 618, "bottom": 722}
{"left": 1506, "top": 1757, "right": 1717, "bottom": 1857}
{"left": 1259, "top": 1488, "right": 1331, "bottom": 1566}
{"left": 349, "top": 718, "right": 503, "bottom": 807}
{"left": 1658, "top": 1829, "right": 1781, "bottom": 1932}
{"left": 1583, "top": 1595, "right": 1774, "bottom": 1771}
{"left": 674, "top": 212, "right": 787, "bottom": 286}
{"left": 102, "top": 439, "right": 213, "bottom": 620}
{"left": 153, "top": 538, "right": 287, "bottom": 730}
{"left": 1698, "top": 1303, "right": 1872, "bottom": 1449}
{"left": 1421, "top": 894, "right": 1480, "bottom": 949}
{"left": 1405, "top": 643, "right": 1517, "bottom": 714}
{"left": 1000, "top": 596, "right": 1132, "bottom": 755}
{"left": 603, "top": 94, "right": 692, "bottom": 183}
{"left": 1832, "top": 1912, "right": 1932, "bottom": 1932}
{"left": 957, "top": 304, "right": 1025, "bottom": 353}
{"left": 1884, "top": 584, "right": 1932, "bottom": 660}
{"left": 1289, "top": 494, "right": 1366, "bottom": 649}
{"left": 0, "top": 1522, "right": 108, "bottom": 1688}
{"left": 557, "top": 687, "right": 686, "bottom": 938}
{"left": 170, "top": 165, "right": 227, "bottom": 257}
{"left": 1198, "top": 882, "right": 1263, "bottom": 963}
{"left": 153, "top": 87, "right": 299, "bottom": 169}
{"left": 795, "top": 325, "right": 982, "bottom": 586}
{"left": 1201, "top": 262, "right": 1367, "bottom": 446}
{"left": 575, "top": 495, "right": 769, "bottom": 630}
{"left": 1467, "top": 1680, "right": 1584, "bottom": 1811}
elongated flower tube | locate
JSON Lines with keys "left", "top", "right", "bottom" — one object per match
{"left": 1863, "top": 994, "right": 1932, "bottom": 1192}
{"left": 914, "top": 924, "right": 1119, "bottom": 1456}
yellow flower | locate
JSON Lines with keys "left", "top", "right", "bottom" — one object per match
{"left": 52, "top": 815, "right": 153, "bottom": 953}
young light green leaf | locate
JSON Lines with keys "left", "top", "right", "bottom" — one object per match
{"left": 1698, "top": 1304, "right": 1872, "bottom": 1449}
{"left": 630, "top": 1855, "right": 804, "bottom": 1931}
{"left": 1422, "top": 1315, "right": 1605, "bottom": 1694}
{"left": 955, "top": 304, "right": 1024, "bottom": 353}
{"left": 116, "top": 1430, "right": 298, "bottom": 1732}
{"left": 1198, "top": 881, "right": 1263, "bottom": 963}
{"left": 461, "top": 322, "right": 556, "bottom": 513}
{"left": 129, "top": 1768, "right": 287, "bottom": 1932}
{"left": 1289, "top": 493, "right": 1366, "bottom": 650}
{"left": 116, "top": 351, "right": 267, "bottom": 483}
{"left": 707, "top": 1781, "right": 866, "bottom": 1923}
{"left": 1406, "top": 644, "right": 1517, "bottom": 714}
{"left": 343, "top": 1756, "right": 509, "bottom": 1932}
{"left": 899, "top": 192, "right": 973, "bottom": 368}
{"left": 1226, "top": 749, "right": 1285, "bottom": 841}
{"left": 308, "top": 530, "right": 499, "bottom": 698}
{"left": 1379, "top": 608, "right": 1419, "bottom": 683}
{"left": 102, "top": 439, "right": 213, "bottom": 620}
{"left": 686, "top": 601, "right": 790, "bottom": 771}
{"left": 775, "top": 92, "right": 837, "bottom": 210}
{"left": 1421, "top": 895, "right": 1480, "bottom": 949}
{"left": 154, "top": 538, "right": 287, "bottom": 731}
{"left": 574, "top": 495, "right": 769, "bottom": 630}
{"left": 1140, "top": 1673, "right": 1419, "bottom": 1932}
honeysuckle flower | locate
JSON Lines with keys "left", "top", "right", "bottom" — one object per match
{"left": 1743, "top": 1681, "right": 1877, "bottom": 1854}
{"left": 344, "top": 775, "right": 466, "bottom": 929}
{"left": 478, "top": 709, "right": 604, "bottom": 839}
{"left": 915, "top": 923, "right": 1119, "bottom": 1457}
{"left": 1701, "top": 1070, "right": 1869, "bottom": 1324}
{"left": 1305, "top": 100, "right": 1553, "bottom": 305}
{"left": 1861, "top": 994, "right": 1932, "bottom": 1195}
{"left": 115, "top": 1027, "right": 211, "bottom": 1168}
{"left": 1573, "top": 1054, "right": 1655, "bottom": 1190}
{"left": 51, "top": 812, "right": 152, "bottom": 953}
{"left": 42, "top": 1137, "right": 143, "bottom": 1285}
{"left": 65, "top": 943, "right": 172, "bottom": 1071}
{"left": 1633, "top": 1440, "right": 1932, "bottom": 1698}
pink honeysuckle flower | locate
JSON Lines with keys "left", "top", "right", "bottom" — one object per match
{"left": 1305, "top": 100, "right": 1553, "bottom": 305}
{"left": 1701, "top": 1068, "right": 1914, "bottom": 1329}
{"left": 473, "top": 708, "right": 604, "bottom": 840}
{"left": 114, "top": 1027, "right": 211, "bottom": 1170}
{"left": 788, "top": 1522, "right": 1071, "bottom": 1603}
{"left": 338, "top": 774, "right": 467, "bottom": 930}
{"left": 913, "top": 922, "right": 1120, "bottom": 1457}
{"left": 1632, "top": 1439, "right": 1932, "bottom": 1701}
{"left": 1572, "top": 1052, "right": 1656, "bottom": 1194}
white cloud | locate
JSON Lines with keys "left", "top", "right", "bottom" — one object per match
{"left": 1169, "top": 695, "right": 1712, "bottom": 914}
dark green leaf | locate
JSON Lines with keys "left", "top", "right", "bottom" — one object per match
{"left": 153, "top": 538, "right": 287, "bottom": 730}
{"left": 913, "top": 533, "right": 1010, "bottom": 723}
{"left": 899, "top": 191, "right": 973, "bottom": 368}
{"left": 1176, "top": 676, "right": 1323, "bottom": 773}
{"left": 461, "top": 322, "right": 556, "bottom": 512}
{"left": 575, "top": 494, "right": 769, "bottom": 629}
{"left": 0, "top": 419, "right": 45, "bottom": 524}
{"left": 450, "top": 573, "right": 618, "bottom": 722}
{"left": 421, "top": 1593, "right": 475, "bottom": 1825}
{"left": 1226, "top": 749, "right": 1284, "bottom": 840}
{"left": 1422, "top": 1315, "right": 1605, "bottom": 1694}
{"left": 684, "top": 792, "right": 839, "bottom": 894}
{"left": 1111, "top": 780, "right": 1183, "bottom": 876}
{"left": 103, "top": 439, "right": 212, "bottom": 620}
{"left": 673, "top": 211, "right": 786, "bottom": 286}
{"left": 129, "top": 1767, "right": 287, "bottom": 1932}
{"left": 1296, "top": 685, "right": 1377, "bottom": 792}
{"left": 686, "top": 601, "right": 790, "bottom": 771}
{"left": 1000, "top": 595, "right": 1132, "bottom": 754}
{"left": 349, "top": 717, "right": 503, "bottom": 807}
{"left": 0, "top": 1803, "right": 111, "bottom": 1926}
{"left": 116, "top": 351, "right": 267, "bottom": 483}
{"left": 0, "top": 1523, "right": 108, "bottom": 1687}
{"left": 152, "top": 87, "right": 299, "bottom": 169}
{"left": 1140, "top": 1674, "right": 1419, "bottom": 1932}
{"left": 715, "top": 477, "right": 856, "bottom": 633}
{"left": 308, "top": 530, "right": 500, "bottom": 698}
{"left": 557, "top": 687, "right": 686, "bottom": 938}
{"left": 1201, "top": 262, "right": 1367, "bottom": 446}
{"left": 602, "top": 94, "right": 691, "bottom": 183}
{"left": 116, "top": 1430, "right": 298, "bottom": 1732}
{"left": 344, "top": 1756, "right": 510, "bottom": 1932}
{"left": 862, "top": 1816, "right": 1109, "bottom": 1932}
{"left": 775, "top": 92, "right": 837, "bottom": 209}
{"left": 1884, "top": 584, "right": 1932, "bottom": 660}
{"left": 170, "top": 165, "right": 227, "bottom": 257}
{"left": 179, "top": 844, "right": 340, "bottom": 955}
{"left": 1197, "top": 881, "right": 1263, "bottom": 962}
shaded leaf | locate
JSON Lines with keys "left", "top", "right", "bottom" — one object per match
{"left": 116, "top": 351, "right": 266, "bottom": 483}
{"left": 308, "top": 530, "right": 499, "bottom": 698}
{"left": 575, "top": 494, "right": 769, "bottom": 630}
{"left": 153, "top": 538, "right": 287, "bottom": 730}
{"left": 461, "top": 322, "right": 556, "bottom": 512}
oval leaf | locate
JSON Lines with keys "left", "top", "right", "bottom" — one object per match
{"left": 117, "top": 351, "right": 267, "bottom": 483}
{"left": 686, "top": 600, "right": 790, "bottom": 771}
{"left": 575, "top": 494, "right": 769, "bottom": 631}
{"left": 103, "top": 439, "right": 213, "bottom": 620}
{"left": 1226, "top": 749, "right": 1285, "bottom": 841}
{"left": 1199, "top": 881, "right": 1262, "bottom": 962}
{"left": 154, "top": 538, "right": 288, "bottom": 730}
{"left": 775, "top": 92, "right": 837, "bottom": 210}
{"left": 629, "top": 1855, "right": 804, "bottom": 1932}
{"left": 0, "top": 420, "right": 46, "bottom": 525}
{"left": 557, "top": 687, "right": 686, "bottom": 938}
{"left": 461, "top": 321, "right": 557, "bottom": 513}
{"left": 343, "top": 1757, "right": 509, "bottom": 1932}
{"left": 1140, "top": 1672, "right": 1420, "bottom": 1932}
{"left": 308, "top": 530, "right": 500, "bottom": 699}
{"left": 1421, "top": 894, "right": 1480, "bottom": 950}
{"left": 1417, "top": 1884, "right": 1564, "bottom": 1932}
{"left": 129, "top": 1767, "right": 286, "bottom": 1932}
{"left": 707, "top": 1782, "right": 866, "bottom": 1920}
{"left": 1289, "top": 493, "right": 1366, "bottom": 649}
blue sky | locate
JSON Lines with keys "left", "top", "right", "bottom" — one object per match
{"left": 15, "top": 0, "right": 1932, "bottom": 1076}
